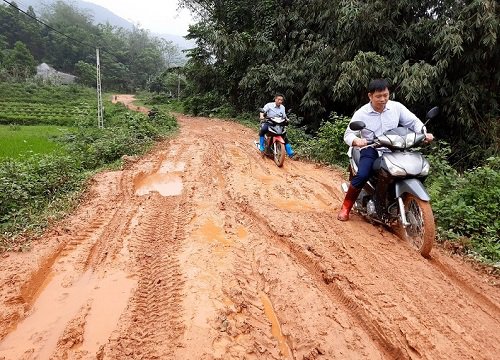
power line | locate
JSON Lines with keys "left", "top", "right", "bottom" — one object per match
{"left": 1, "top": 0, "right": 127, "bottom": 67}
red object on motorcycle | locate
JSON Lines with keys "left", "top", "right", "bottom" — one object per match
{"left": 272, "top": 136, "right": 285, "bottom": 144}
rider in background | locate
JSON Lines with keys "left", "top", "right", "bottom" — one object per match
{"left": 338, "top": 78, "right": 434, "bottom": 221}
{"left": 259, "top": 93, "right": 295, "bottom": 158}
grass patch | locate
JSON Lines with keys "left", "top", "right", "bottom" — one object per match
{"left": 0, "top": 125, "right": 70, "bottom": 158}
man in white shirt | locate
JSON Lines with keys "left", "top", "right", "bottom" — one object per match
{"left": 259, "top": 93, "right": 295, "bottom": 157}
{"left": 338, "top": 79, "right": 434, "bottom": 221}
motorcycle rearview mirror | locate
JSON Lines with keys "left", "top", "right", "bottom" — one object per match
{"left": 258, "top": 108, "right": 265, "bottom": 113}
{"left": 349, "top": 121, "right": 366, "bottom": 131}
{"left": 426, "top": 106, "right": 439, "bottom": 121}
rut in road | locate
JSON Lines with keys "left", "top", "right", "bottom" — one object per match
{"left": 0, "top": 109, "right": 499, "bottom": 359}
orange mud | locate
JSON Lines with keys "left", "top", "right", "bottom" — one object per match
{"left": 0, "top": 95, "right": 499, "bottom": 359}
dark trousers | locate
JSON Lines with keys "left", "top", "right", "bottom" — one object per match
{"left": 351, "top": 147, "right": 379, "bottom": 189}
{"left": 259, "top": 123, "right": 289, "bottom": 144}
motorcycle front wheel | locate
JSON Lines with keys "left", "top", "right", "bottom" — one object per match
{"left": 397, "top": 194, "right": 435, "bottom": 257}
{"left": 273, "top": 142, "right": 285, "bottom": 167}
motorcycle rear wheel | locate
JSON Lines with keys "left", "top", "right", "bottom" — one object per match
{"left": 273, "top": 142, "right": 286, "bottom": 167}
{"left": 397, "top": 194, "right": 435, "bottom": 257}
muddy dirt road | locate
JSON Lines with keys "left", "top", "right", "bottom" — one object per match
{"left": 0, "top": 97, "right": 499, "bottom": 359}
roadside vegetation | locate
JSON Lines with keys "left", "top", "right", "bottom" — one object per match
{"left": 0, "top": 83, "right": 177, "bottom": 252}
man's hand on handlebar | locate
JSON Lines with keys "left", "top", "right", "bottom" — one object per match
{"left": 424, "top": 133, "right": 434, "bottom": 143}
{"left": 352, "top": 138, "right": 368, "bottom": 147}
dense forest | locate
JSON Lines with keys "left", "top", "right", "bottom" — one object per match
{"left": 0, "top": 1, "right": 183, "bottom": 91}
{"left": 179, "top": 0, "right": 499, "bottom": 169}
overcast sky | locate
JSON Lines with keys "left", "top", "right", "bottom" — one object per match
{"left": 84, "top": 0, "right": 194, "bottom": 36}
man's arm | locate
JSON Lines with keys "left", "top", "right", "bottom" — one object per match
{"left": 398, "top": 103, "right": 434, "bottom": 142}
{"left": 344, "top": 112, "right": 368, "bottom": 147}
{"left": 260, "top": 104, "right": 269, "bottom": 120}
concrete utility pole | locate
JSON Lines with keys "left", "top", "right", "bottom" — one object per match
{"left": 96, "top": 48, "right": 104, "bottom": 129}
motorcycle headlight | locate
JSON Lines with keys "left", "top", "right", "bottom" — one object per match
{"left": 421, "top": 160, "right": 430, "bottom": 176}
{"left": 384, "top": 157, "right": 407, "bottom": 176}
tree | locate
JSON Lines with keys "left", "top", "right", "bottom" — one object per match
{"left": 3, "top": 41, "right": 36, "bottom": 79}
{"left": 180, "top": 0, "right": 499, "bottom": 168}
{"left": 74, "top": 60, "right": 96, "bottom": 87}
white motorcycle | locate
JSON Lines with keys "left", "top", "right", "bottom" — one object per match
{"left": 342, "top": 107, "right": 439, "bottom": 257}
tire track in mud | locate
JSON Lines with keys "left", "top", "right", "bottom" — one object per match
{"left": 0, "top": 178, "right": 137, "bottom": 358}
{"left": 101, "top": 140, "right": 192, "bottom": 358}
{"left": 229, "top": 195, "right": 407, "bottom": 359}
{"left": 208, "top": 138, "right": 291, "bottom": 358}
{"left": 208, "top": 129, "right": 384, "bottom": 359}
{"left": 103, "top": 196, "right": 187, "bottom": 358}
{"left": 177, "top": 131, "right": 306, "bottom": 359}
{"left": 211, "top": 129, "right": 405, "bottom": 357}
{"left": 219, "top": 125, "right": 500, "bottom": 359}
{"left": 429, "top": 255, "right": 500, "bottom": 320}
{"left": 310, "top": 215, "right": 445, "bottom": 359}
{"left": 2, "top": 173, "right": 126, "bottom": 337}
{"left": 222, "top": 244, "right": 296, "bottom": 360}
{"left": 314, "top": 214, "right": 500, "bottom": 358}
{"left": 221, "top": 131, "right": 496, "bottom": 358}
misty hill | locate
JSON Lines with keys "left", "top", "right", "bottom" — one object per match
{"left": 16, "top": 0, "right": 193, "bottom": 50}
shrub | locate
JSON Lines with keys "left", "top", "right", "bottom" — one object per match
{"left": 183, "top": 92, "right": 227, "bottom": 116}
{"left": 289, "top": 113, "right": 350, "bottom": 167}
{"left": 0, "top": 154, "right": 83, "bottom": 235}
{"left": 1, "top": 103, "right": 177, "bottom": 250}
{"left": 426, "top": 143, "right": 500, "bottom": 263}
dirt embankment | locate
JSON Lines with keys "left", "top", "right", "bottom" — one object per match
{"left": 0, "top": 96, "right": 499, "bottom": 359}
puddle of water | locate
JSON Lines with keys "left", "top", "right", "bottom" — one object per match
{"left": 79, "top": 271, "right": 135, "bottom": 355}
{"left": 134, "top": 173, "right": 183, "bottom": 196}
{"left": 0, "top": 270, "right": 135, "bottom": 359}
{"left": 260, "top": 292, "right": 293, "bottom": 359}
